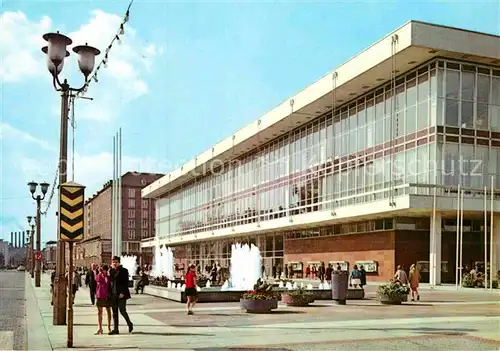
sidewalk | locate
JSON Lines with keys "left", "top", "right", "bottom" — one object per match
{"left": 26, "top": 273, "right": 167, "bottom": 350}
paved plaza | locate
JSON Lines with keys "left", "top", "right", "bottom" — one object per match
{"left": 17, "top": 272, "right": 500, "bottom": 350}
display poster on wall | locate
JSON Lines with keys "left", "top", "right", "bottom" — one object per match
{"left": 355, "top": 261, "right": 378, "bottom": 273}
{"left": 329, "top": 261, "right": 349, "bottom": 271}
{"left": 289, "top": 261, "right": 303, "bottom": 271}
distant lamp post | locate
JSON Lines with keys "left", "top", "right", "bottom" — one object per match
{"left": 28, "top": 181, "right": 49, "bottom": 287}
{"left": 26, "top": 216, "right": 35, "bottom": 278}
{"left": 42, "top": 31, "right": 100, "bottom": 329}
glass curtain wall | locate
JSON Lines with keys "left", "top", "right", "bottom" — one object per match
{"left": 436, "top": 61, "right": 500, "bottom": 187}
{"left": 155, "top": 60, "right": 500, "bottom": 239}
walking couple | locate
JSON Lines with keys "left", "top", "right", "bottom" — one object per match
{"left": 92, "top": 256, "right": 134, "bottom": 335}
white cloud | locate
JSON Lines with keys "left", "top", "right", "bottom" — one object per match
{"left": 19, "top": 151, "right": 168, "bottom": 195}
{"left": 0, "top": 11, "right": 51, "bottom": 82}
{"left": 0, "top": 9, "right": 159, "bottom": 121}
{"left": 0, "top": 122, "right": 55, "bottom": 151}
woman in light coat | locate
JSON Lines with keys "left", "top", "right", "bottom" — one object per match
{"left": 409, "top": 264, "right": 421, "bottom": 301}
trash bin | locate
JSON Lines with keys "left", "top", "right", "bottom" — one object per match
{"left": 331, "top": 270, "right": 349, "bottom": 305}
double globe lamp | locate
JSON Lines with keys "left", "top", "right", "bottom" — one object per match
{"left": 41, "top": 31, "right": 100, "bottom": 89}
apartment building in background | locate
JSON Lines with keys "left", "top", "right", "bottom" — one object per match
{"left": 43, "top": 240, "right": 57, "bottom": 269}
{"left": 75, "top": 172, "right": 163, "bottom": 267}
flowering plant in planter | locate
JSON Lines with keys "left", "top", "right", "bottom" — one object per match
{"left": 376, "top": 280, "right": 410, "bottom": 304}
{"left": 242, "top": 279, "right": 277, "bottom": 300}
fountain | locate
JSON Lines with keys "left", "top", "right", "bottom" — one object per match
{"left": 151, "top": 244, "right": 174, "bottom": 279}
{"left": 120, "top": 255, "right": 138, "bottom": 280}
{"left": 221, "top": 243, "right": 262, "bottom": 291}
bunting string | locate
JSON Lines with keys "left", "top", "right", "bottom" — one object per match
{"left": 76, "top": 0, "right": 134, "bottom": 97}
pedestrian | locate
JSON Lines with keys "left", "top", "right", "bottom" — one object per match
{"left": 349, "top": 265, "right": 362, "bottom": 288}
{"left": 95, "top": 264, "right": 112, "bottom": 335}
{"left": 185, "top": 264, "right": 198, "bottom": 315}
{"left": 318, "top": 262, "right": 325, "bottom": 283}
{"left": 109, "top": 256, "right": 133, "bottom": 335}
{"left": 359, "top": 265, "right": 367, "bottom": 288}
{"left": 66, "top": 266, "right": 81, "bottom": 303}
{"left": 394, "top": 265, "right": 408, "bottom": 285}
{"left": 326, "top": 264, "right": 333, "bottom": 283}
{"left": 409, "top": 264, "right": 421, "bottom": 301}
{"left": 85, "top": 263, "right": 98, "bottom": 305}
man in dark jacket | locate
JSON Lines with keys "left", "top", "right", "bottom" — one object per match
{"left": 109, "top": 256, "right": 133, "bottom": 335}
{"left": 85, "top": 263, "right": 98, "bottom": 305}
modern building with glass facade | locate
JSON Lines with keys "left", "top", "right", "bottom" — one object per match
{"left": 142, "top": 21, "right": 500, "bottom": 284}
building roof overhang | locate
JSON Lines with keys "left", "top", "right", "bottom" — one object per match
{"left": 143, "top": 20, "right": 500, "bottom": 199}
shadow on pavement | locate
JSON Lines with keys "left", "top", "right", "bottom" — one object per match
{"left": 132, "top": 331, "right": 214, "bottom": 337}
{"left": 74, "top": 323, "right": 160, "bottom": 327}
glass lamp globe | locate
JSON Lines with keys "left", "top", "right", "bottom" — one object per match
{"left": 28, "top": 181, "right": 38, "bottom": 195}
{"left": 42, "top": 46, "right": 69, "bottom": 75}
{"left": 72, "top": 43, "right": 100, "bottom": 77}
{"left": 40, "top": 182, "right": 50, "bottom": 195}
{"left": 42, "top": 32, "right": 72, "bottom": 67}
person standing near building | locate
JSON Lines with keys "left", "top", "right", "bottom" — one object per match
{"left": 109, "top": 256, "right": 133, "bottom": 335}
{"left": 349, "top": 265, "right": 362, "bottom": 288}
{"left": 394, "top": 265, "right": 408, "bottom": 285}
{"left": 85, "top": 263, "right": 98, "bottom": 305}
{"left": 185, "top": 264, "right": 198, "bottom": 315}
{"left": 66, "top": 266, "right": 81, "bottom": 303}
{"left": 409, "top": 264, "right": 421, "bottom": 301}
{"left": 326, "top": 264, "right": 333, "bottom": 283}
{"left": 95, "top": 264, "right": 112, "bottom": 334}
{"left": 318, "top": 262, "right": 326, "bottom": 283}
{"left": 359, "top": 265, "right": 367, "bottom": 288}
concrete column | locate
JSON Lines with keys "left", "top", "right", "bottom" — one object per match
{"left": 429, "top": 211, "right": 442, "bottom": 286}
{"left": 492, "top": 215, "right": 500, "bottom": 274}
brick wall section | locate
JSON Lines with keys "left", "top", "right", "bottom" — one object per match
{"left": 284, "top": 231, "right": 396, "bottom": 282}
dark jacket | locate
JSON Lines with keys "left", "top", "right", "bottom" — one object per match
{"left": 85, "top": 269, "right": 98, "bottom": 289}
{"left": 110, "top": 266, "right": 131, "bottom": 300}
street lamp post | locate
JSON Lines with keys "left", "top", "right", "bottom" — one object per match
{"left": 26, "top": 217, "right": 36, "bottom": 278}
{"left": 41, "top": 31, "right": 100, "bottom": 331}
{"left": 28, "top": 182, "right": 49, "bottom": 287}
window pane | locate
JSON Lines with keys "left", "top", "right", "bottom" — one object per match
{"left": 418, "top": 73, "right": 429, "bottom": 102}
{"left": 417, "top": 101, "right": 429, "bottom": 130}
{"left": 476, "top": 103, "right": 489, "bottom": 129}
{"left": 406, "top": 79, "right": 417, "bottom": 106}
{"left": 445, "top": 99, "right": 459, "bottom": 126}
{"left": 406, "top": 105, "right": 417, "bottom": 134}
{"left": 446, "top": 70, "right": 460, "bottom": 99}
{"left": 492, "top": 77, "right": 500, "bottom": 105}
{"left": 461, "top": 71, "right": 475, "bottom": 101}
{"left": 477, "top": 75, "right": 490, "bottom": 103}
{"left": 461, "top": 101, "right": 474, "bottom": 127}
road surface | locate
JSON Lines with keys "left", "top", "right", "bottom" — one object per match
{"left": 0, "top": 271, "right": 26, "bottom": 350}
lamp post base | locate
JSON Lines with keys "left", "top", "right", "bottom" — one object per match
{"left": 52, "top": 276, "right": 67, "bottom": 325}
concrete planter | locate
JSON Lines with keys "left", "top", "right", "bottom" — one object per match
{"left": 281, "top": 293, "right": 314, "bottom": 306}
{"left": 240, "top": 298, "right": 278, "bottom": 313}
{"left": 377, "top": 294, "right": 408, "bottom": 305}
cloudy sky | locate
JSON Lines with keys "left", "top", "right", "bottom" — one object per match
{"left": 1, "top": 0, "right": 499, "bottom": 244}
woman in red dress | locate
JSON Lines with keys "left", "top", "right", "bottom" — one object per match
{"left": 185, "top": 264, "right": 198, "bottom": 315}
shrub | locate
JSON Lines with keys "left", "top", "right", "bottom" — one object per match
{"left": 376, "top": 281, "right": 410, "bottom": 301}
{"left": 242, "top": 278, "right": 277, "bottom": 300}
{"left": 283, "top": 287, "right": 314, "bottom": 304}
{"left": 462, "top": 273, "right": 476, "bottom": 288}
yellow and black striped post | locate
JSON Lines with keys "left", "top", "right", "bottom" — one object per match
{"left": 59, "top": 182, "right": 85, "bottom": 242}
{"left": 59, "top": 181, "right": 85, "bottom": 348}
